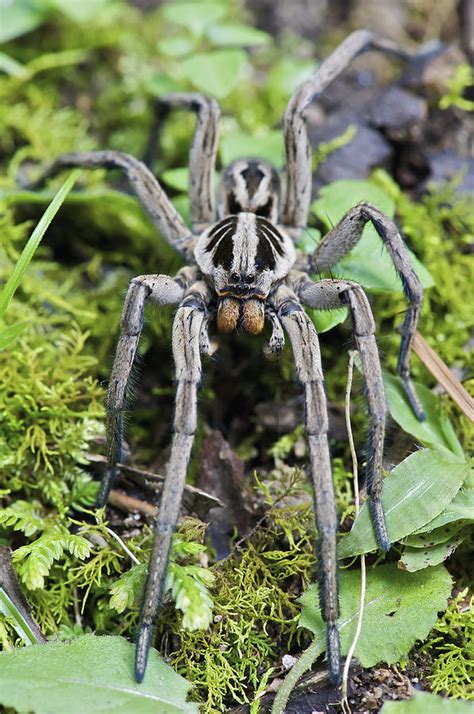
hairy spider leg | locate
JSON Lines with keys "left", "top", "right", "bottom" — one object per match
{"left": 99, "top": 271, "right": 194, "bottom": 506}
{"left": 272, "top": 284, "right": 340, "bottom": 683}
{"left": 135, "top": 280, "right": 211, "bottom": 682}
{"left": 29, "top": 150, "right": 195, "bottom": 259}
{"left": 144, "top": 92, "right": 220, "bottom": 231}
{"left": 282, "top": 29, "right": 413, "bottom": 233}
{"left": 310, "top": 203, "right": 425, "bottom": 420}
{"left": 297, "top": 276, "right": 390, "bottom": 551}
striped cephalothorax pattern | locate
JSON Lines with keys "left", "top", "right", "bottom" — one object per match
{"left": 34, "top": 31, "right": 426, "bottom": 689}
{"left": 194, "top": 209, "right": 296, "bottom": 335}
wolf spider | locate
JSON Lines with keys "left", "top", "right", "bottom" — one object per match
{"left": 34, "top": 31, "right": 425, "bottom": 684}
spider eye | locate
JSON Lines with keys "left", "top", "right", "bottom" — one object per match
{"left": 230, "top": 272, "right": 239, "bottom": 283}
{"left": 245, "top": 274, "right": 254, "bottom": 284}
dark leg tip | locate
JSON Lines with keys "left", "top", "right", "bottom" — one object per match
{"left": 135, "top": 622, "right": 153, "bottom": 684}
{"left": 327, "top": 624, "right": 341, "bottom": 686}
{"left": 95, "top": 468, "right": 116, "bottom": 508}
{"left": 401, "top": 377, "right": 426, "bottom": 422}
{"left": 369, "top": 498, "right": 391, "bottom": 552}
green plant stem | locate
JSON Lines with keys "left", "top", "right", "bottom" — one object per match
{"left": 271, "top": 636, "right": 325, "bottom": 714}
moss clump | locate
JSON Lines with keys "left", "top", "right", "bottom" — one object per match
{"left": 423, "top": 590, "right": 474, "bottom": 699}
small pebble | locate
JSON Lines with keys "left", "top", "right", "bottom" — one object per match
{"left": 282, "top": 654, "right": 297, "bottom": 670}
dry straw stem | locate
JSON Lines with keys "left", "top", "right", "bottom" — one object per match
{"left": 413, "top": 331, "right": 474, "bottom": 422}
{"left": 341, "top": 351, "right": 367, "bottom": 713}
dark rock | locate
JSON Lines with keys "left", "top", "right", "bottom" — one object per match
{"left": 309, "top": 109, "right": 393, "bottom": 187}
{"left": 247, "top": 0, "right": 328, "bottom": 40}
{"left": 366, "top": 85, "right": 428, "bottom": 141}
{"left": 423, "top": 150, "right": 474, "bottom": 194}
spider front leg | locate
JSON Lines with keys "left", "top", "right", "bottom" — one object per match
{"left": 272, "top": 284, "right": 340, "bottom": 683}
{"left": 282, "top": 29, "right": 412, "bottom": 232}
{"left": 100, "top": 269, "right": 195, "bottom": 506}
{"left": 135, "top": 280, "right": 212, "bottom": 683}
{"left": 144, "top": 93, "right": 220, "bottom": 231}
{"left": 297, "top": 276, "right": 390, "bottom": 550}
{"left": 29, "top": 151, "right": 194, "bottom": 258}
{"left": 309, "top": 203, "right": 425, "bottom": 420}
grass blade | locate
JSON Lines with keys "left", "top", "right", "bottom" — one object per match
{"left": 0, "top": 170, "right": 80, "bottom": 319}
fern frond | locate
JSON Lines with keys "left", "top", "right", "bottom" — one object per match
{"left": 0, "top": 500, "right": 46, "bottom": 537}
{"left": 12, "top": 526, "right": 92, "bottom": 589}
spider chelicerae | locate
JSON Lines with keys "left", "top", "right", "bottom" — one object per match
{"left": 34, "top": 30, "right": 425, "bottom": 685}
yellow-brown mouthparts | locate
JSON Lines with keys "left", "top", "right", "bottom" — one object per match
{"left": 217, "top": 297, "right": 265, "bottom": 335}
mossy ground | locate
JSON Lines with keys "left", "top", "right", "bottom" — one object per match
{"left": 0, "top": 1, "right": 472, "bottom": 711}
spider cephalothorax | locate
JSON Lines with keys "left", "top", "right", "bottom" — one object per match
{"left": 33, "top": 30, "right": 425, "bottom": 686}
{"left": 195, "top": 195, "right": 296, "bottom": 334}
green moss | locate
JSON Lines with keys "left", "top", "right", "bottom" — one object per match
{"left": 423, "top": 590, "right": 474, "bottom": 700}
{"left": 168, "top": 476, "right": 317, "bottom": 711}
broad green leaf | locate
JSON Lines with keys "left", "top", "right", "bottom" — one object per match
{"left": 403, "top": 522, "right": 467, "bottom": 548}
{"left": 381, "top": 691, "right": 472, "bottom": 713}
{"left": 162, "top": 2, "right": 227, "bottom": 37}
{"left": 0, "top": 1, "right": 44, "bottom": 43}
{"left": 309, "top": 307, "right": 348, "bottom": 334}
{"left": 296, "top": 227, "right": 321, "bottom": 254}
{"left": 414, "top": 472, "right": 474, "bottom": 533}
{"left": 0, "top": 172, "right": 79, "bottom": 319}
{"left": 0, "top": 635, "right": 199, "bottom": 713}
{"left": 220, "top": 130, "right": 284, "bottom": 166}
{"left": 47, "top": 0, "right": 117, "bottom": 23}
{"left": 156, "top": 35, "right": 197, "bottom": 58}
{"left": 206, "top": 23, "right": 271, "bottom": 47}
{"left": 162, "top": 167, "right": 189, "bottom": 193}
{"left": 180, "top": 49, "right": 246, "bottom": 99}
{"left": 146, "top": 72, "right": 182, "bottom": 96}
{"left": 337, "top": 449, "right": 470, "bottom": 559}
{"left": 399, "top": 535, "right": 465, "bottom": 572}
{"left": 311, "top": 180, "right": 434, "bottom": 291}
{"left": 0, "top": 321, "right": 30, "bottom": 351}
{"left": 299, "top": 563, "right": 451, "bottom": 667}
{"left": 266, "top": 57, "right": 316, "bottom": 103}
{"left": 384, "top": 372, "right": 465, "bottom": 461}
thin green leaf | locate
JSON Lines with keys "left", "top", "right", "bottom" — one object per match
{"left": 311, "top": 180, "right": 434, "bottom": 291}
{"left": 384, "top": 372, "right": 465, "bottom": 461}
{"left": 180, "top": 49, "right": 247, "bottom": 99}
{"left": 0, "top": 635, "right": 199, "bottom": 713}
{"left": 0, "top": 588, "right": 39, "bottom": 646}
{"left": 337, "top": 449, "right": 470, "bottom": 559}
{"left": 0, "top": 52, "right": 27, "bottom": 77}
{"left": 0, "top": 321, "right": 30, "bottom": 351}
{"left": 381, "top": 691, "right": 472, "bottom": 713}
{"left": 299, "top": 563, "right": 451, "bottom": 667}
{"left": 0, "top": 171, "right": 79, "bottom": 319}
